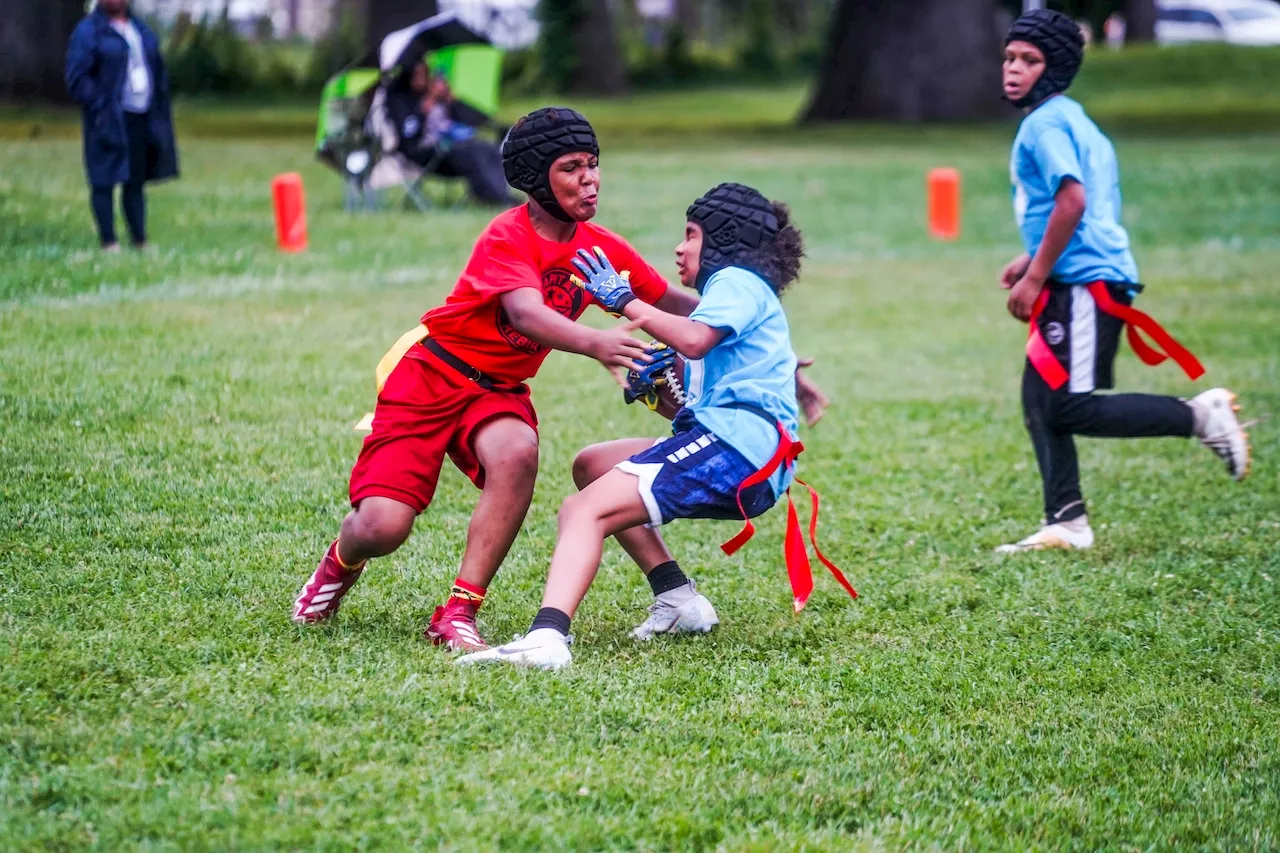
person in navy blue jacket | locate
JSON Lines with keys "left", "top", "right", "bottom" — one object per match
{"left": 65, "top": 0, "right": 178, "bottom": 251}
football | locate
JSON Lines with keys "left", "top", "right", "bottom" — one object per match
{"left": 652, "top": 352, "right": 687, "bottom": 421}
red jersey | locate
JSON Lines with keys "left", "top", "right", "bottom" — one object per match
{"left": 421, "top": 205, "right": 669, "bottom": 385}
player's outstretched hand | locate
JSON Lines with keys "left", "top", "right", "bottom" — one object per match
{"left": 795, "top": 357, "right": 829, "bottom": 427}
{"left": 571, "top": 246, "right": 636, "bottom": 315}
{"left": 592, "top": 318, "right": 650, "bottom": 386}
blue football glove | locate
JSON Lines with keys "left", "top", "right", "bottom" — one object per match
{"left": 570, "top": 246, "right": 636, "bottom": 315}
{"left": 623, "top": 343, "right": 677, "bottom": 410}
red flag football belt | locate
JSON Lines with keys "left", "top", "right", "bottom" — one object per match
{"left": 720, "top": 422, "right": 858, "bottom": 613}
{"left": 1026, "top": 281, "right": 1206, "bottom": 391}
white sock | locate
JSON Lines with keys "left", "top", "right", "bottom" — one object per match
{"left": 1057, "top": 515, "right": 1090, "bottom": 533}
{"left": 656, "top": 581, "right": 697, "bottom": 608}
{"left": 1187, "top": 399, "right": 1210, "bottom": 438}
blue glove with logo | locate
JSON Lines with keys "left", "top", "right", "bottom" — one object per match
{"left": 624, "top": 342, "right": 677, "bottom": 410}
{"left": 570, "top": 246, "right": 636, "bottom": 315}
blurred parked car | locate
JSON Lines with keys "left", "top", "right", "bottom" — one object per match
{"left": 1156, "top": 0, "right": 1280, "bottom": 45}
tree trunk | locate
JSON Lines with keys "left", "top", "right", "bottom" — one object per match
{"left": 572, "top": 0, "right": 627, "bottom": 96}
{"left": 776, "top": 0, "right": 815, "bottom": 37}
{"left": 675, "top": 0, "right": 700, "bottom": 39}
{"left": 362, "top": 0, "right": 439, "bottom": 45}
{"left": 802, "top": 0, "right": 1009, "bottom": 122}
{"left": 0, "top": 0, "right": 84, "bottom": 104}
{"left": 1123, "top": 0, "right": 1157, "bottom": 42}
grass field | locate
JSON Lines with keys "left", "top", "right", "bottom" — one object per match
{"left": 2, "top": 82, "right": 1279, "bottom": 850}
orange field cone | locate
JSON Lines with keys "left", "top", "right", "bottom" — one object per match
{"left": 927, "top": 168, "right": 961, "bottom": 241}
{"left": 271, "top": 173, "right": 308, "bottom": 253}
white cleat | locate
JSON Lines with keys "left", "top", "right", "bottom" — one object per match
{"left": 995, "top": 519, "right": 1095, "bottom": 554}
{"left": 1192, "top": 387, "right": 1252, "bottom": 482}
{"left": 454, "top": 628, "right": 572, "bottom": 671}
{"left": 632, "top": 589, "right": 720, "bottom": 640}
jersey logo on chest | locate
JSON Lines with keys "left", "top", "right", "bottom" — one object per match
{"left": 495, "top": 267, "right": 586, "bottom": 355}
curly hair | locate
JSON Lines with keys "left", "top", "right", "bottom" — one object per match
{"left": 734, "top": 202, "right": 804, "bottom": 295}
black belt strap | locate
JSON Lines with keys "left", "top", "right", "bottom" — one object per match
{"left": 422, "top": 338, "right": 511, "bottom": 391}
{"left": 720, "top": 400, "right": 781, "bottom": 427}
{"left": 1049, "top": 279, "right": 1144, "bottom": 294}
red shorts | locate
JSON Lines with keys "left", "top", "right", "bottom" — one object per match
{"left": 348, "top": 345, "right": 538, "bottom": 513}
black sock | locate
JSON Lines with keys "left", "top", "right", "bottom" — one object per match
{"left": 529, "top": 606, "right": 571, "bottom": 637}
{"left": 646, "top": 561, "right": 690, "bottom": 596}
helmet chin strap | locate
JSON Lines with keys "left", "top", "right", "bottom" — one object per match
{"left": 1008, "top": 76, "right": 1060, "bottom": 110}
{"left": 694, "top": 266, "right": 712, "bottom": 294}
{"left": 530, "top": 184, "right": 575, "bottom": 223}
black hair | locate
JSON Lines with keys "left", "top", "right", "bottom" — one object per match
{"left": 733, "top": 202, "right": 804, "bottom": 295}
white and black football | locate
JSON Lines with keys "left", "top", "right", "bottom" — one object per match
{"left": 653, "top": 352, "right": 687, "bottom": 421}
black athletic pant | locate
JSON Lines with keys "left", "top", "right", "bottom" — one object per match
{"left": 1022, "top": 282, "right": 1194, "bottom": 524}
{"left": 403, "top": 138, "right": 512, "bottom": 204}
{"left": 91, "top": 111, "right": 149, "bottom": 246}
{"left": 446, "top": 140, "right": 512, "bottom": 204}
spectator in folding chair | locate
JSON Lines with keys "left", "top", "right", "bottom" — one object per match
{"left": 385, "top": 62, "right": 514, "bottom": 207}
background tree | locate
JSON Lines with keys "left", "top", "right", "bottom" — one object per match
{"left": 537, "top": 0, "right": 627, "bottom": 96}
{"left": 573, "top": 0, "right": 627, "bottom": 94}
{"left": 361, "top": 0, "right": 439, "bottom": 45}
{"left": 675, "top": 0, "right": 701, "bottom": 39}
{"left": 995, "top": 0, "right": 1156, "bottom": 44}
{"left": 0, "top": 0, "right": 85, "bottom": 104}
{"left": 739, "top": 0, "right": 779, "bottom": 75}
{"left": 803, "top": 0, "right": 1009, "bottom": 123}
{"left": 1124, "top": 0, "right": 1158, "bottom": 42}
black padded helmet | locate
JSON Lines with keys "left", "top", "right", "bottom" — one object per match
{"left": 502, "top": 106, "right": 599, "bottom": 222}
{"left": 1005, "top": 9, "right": 1085, "bottom": 109}
{"left": 685, "top": 183, "right": 779, "bottom": 291}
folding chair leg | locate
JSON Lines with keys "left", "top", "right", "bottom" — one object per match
{"left": 405, "top": 181, "right": 431, "bottom": 213}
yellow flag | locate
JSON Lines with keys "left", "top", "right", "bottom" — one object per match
{"left": 355, "top": 323, "right": 430, "bottom": 433}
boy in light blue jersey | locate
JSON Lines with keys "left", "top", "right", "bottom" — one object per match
{"left": 459, "top": 183, "right": 854, "bottom": 669}
{"left": 997, "top": 9, "right": 1251, "bottom": 554}
{"left": 1010, "top": 94, "right": 1138, "bottom": 287}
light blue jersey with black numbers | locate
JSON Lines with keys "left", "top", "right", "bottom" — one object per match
{"left": 1011, "top": 95, "right": 1139, "bottom": 285}
{"left": 685, "top": 267, "right": 799, "bottom": 497}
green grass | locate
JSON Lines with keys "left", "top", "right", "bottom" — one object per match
{"left": 2, "top": 89, "right": 1279, "bottom": 850}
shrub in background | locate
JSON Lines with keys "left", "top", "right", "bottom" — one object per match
{"left": 166, "top": 10, "right": 264, "bottom": 95}
{"left": 160, "top": 0, "right": 829, "bottom": 101}
{"left": 166, "top": 13, "right": 221, "bottom": 95}
{"left": 535, "top": 0, "right": 585, "bottom": 93}
{"left": 301, "top": 4, "right": 365, "bottom": 94}
{"left": 737, "top": 0, "right": 779, "bottom": 77}
{"left": 500, "top": 47, "right": 540, "bottom": 94}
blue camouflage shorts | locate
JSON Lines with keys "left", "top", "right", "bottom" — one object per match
{"left": 615, "top": 410, "right": 777, "bottom": 528}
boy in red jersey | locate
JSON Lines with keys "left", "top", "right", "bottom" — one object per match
{"left": 291, "top": 107, "right": 677, "bottom": 647}
{"left": 291, "top": 107, "right": 827, "bottom": 651}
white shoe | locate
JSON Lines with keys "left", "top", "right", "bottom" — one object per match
{"left": 454, "top": 628, "right": 572, "bottom": 671}
{"left": 1191, "top": 388, "right": 1252, "bottom": 481}
{"left": 995, "top": 519, "right": 1094, "bottom": 554}
{"left": 632, "top": 586, "right": 720, "bottom": 640}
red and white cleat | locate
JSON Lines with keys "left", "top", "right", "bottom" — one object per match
{"left": 292, "top": 540, "right": 365, "bottom": 624}
{"left": 425, "top": 598, "right": 489, "bottom": 652}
